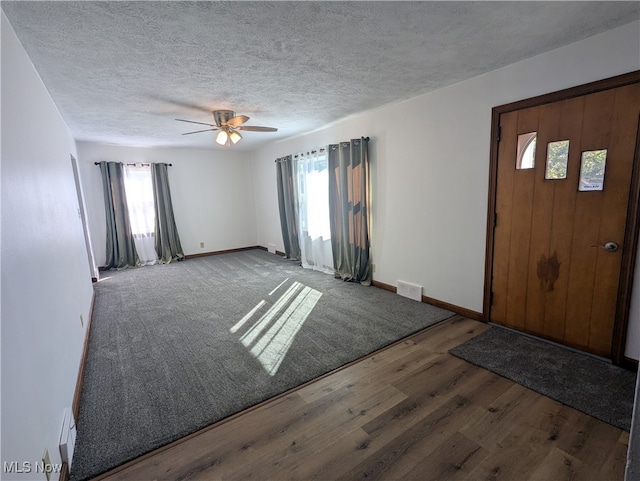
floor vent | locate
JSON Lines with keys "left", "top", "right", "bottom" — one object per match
{"left": 397, "top": 280, "right": 422, "bottom": 302}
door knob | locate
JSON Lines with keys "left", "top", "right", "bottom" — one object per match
{"left": 590, "top": 241, "right": 619, "bottom": 252}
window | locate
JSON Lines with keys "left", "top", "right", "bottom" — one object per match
{"left": 294, "top": 150, "right": 333, "bottom": 274}
{"left": 123, "top": 164, "right": 158, "bottom": 264}
{"left": 516, "top": 132, "right": 537, "bottom": 170}
{"left": 545, "top": 140, "right": 570, "bottom": 180}
{"left": 296, "top": 152, "right": 330, "bottom": 240}
{"left": 579, "top": 149, "right": 607, "bottom": 191}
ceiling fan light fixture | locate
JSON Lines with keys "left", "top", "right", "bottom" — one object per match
{"left": 177, "top": 110, "right": 277, "bottom": 146}
{"left": 229, "top": 130, "right": 242, "bottom": 144}
{"left": 215, "top": 129, "right": 229, "bottom": 146}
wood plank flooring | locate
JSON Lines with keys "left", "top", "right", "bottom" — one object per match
{"left": 97, "top": 316, "right": 629, "bottom": 481}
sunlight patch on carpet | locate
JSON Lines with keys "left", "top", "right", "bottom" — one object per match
{"left": 233, "top": 280, "right": 322, "bottom": 376}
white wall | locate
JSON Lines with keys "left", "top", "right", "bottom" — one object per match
{"left": 251, "top": 21, "right": 640, "bottom": 360}
{"left": 75, "top": 143, "right": 257, "bottom": 266}
{"left": 627, "top": 251, "right": 640, "bottom": 360}
{"left": 1, "top": 11, "right": 94, "bottom": 479}
{"left": 2, "top": 11, "right": 637, "bottom": 480}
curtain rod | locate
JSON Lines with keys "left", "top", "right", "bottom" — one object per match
{"left": 94, "top": 162, "right": 173, "bottom": 166}
{"left": 275, "top": 137, "right": 370, "bottom": 162}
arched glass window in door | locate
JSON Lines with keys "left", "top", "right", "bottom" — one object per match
{"left": 516, "top": 132, "right": 537, "bottom": 169}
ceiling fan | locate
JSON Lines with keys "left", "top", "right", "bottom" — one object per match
{"left": 176, "top": 110, "right": 277, "bottom": 146}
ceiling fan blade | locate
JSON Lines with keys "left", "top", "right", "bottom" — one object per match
{"left": 226, "top": 115, "right": 250, "bottom": 127}
{"left": 181, "top": 128, "right": 219, "bottom": 135}
{"left": 175, "top": 118, "right": 217, "bottom": 127}
{"left": 148, "top": 94, "right": 214, "bottom": 114}
{"left": 236, "top": 126, "right": 278, "bottom": 132}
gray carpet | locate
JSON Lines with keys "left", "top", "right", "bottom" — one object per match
{"left": 449, "top": 326, "right": 637, "bottom": 431}
{"left": 71, "top": 249, "right": 453, "bottom": 480}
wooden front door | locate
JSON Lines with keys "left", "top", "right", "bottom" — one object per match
{"left": 489, "top": 80, "right": 640, "bottom": 359}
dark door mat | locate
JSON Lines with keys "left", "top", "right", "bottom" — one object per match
{"left": 449, "top": 326, "right": 636, "bottom": 431}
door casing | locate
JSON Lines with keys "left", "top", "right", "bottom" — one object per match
{"left": 483, "top": 70, "right": 640, "bottom": 366}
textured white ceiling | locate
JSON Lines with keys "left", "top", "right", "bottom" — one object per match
{"left": 2, "top": 1, "right": 639, "bottom": 151}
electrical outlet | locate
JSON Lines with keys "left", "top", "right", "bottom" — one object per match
{"left": 371, "top": 263, "right": 376, "bottom": 273}
{"left": 200, "top": 242, "right": 205, "bottom": 248}
{"left": 42, "top": 448, "right": 51, "bottom": 481}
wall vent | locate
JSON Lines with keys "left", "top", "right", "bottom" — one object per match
{"left": 59, "top": 408, "right": 76, "bottom": 468}
{"left": 397, "top": 280, "right": 422, "bottom": 302}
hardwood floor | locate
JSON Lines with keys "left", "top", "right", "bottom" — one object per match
{"left": 97, "top": 316, "right": 629, "bottom": 481}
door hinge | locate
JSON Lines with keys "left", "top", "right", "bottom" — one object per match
{"left": 497, "top": 126, "right": 502, "bottom": 142}
{"left": 493, "top": 212, "right": 497, "bottom": 228}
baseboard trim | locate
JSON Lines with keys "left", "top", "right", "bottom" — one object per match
{"left": 255, "top": 245, "right": 287, "bottom": 257}
{"left": 622, "top": 356, "right": 639, "bottom": 371}
{"left": 184, "top": 246, "right": 264, "bottom": 259}
{"left": 371, "top": 279, "right": 396, "bottom": 293}
{"left": 59, "top": 462, "right": 69, "bottom": 481}
{"left": 371, "top": 280, "right": 484, "bottom": 321}
{"left": 72, "top": 291, "right": 95, "bottom": 421}
{"left": 421, "top": 294, "right": 484, "bottom": 322}
{"left": 99, "top": 246, "right": 271, "bottom": 266}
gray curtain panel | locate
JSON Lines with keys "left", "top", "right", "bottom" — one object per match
{"left": 99, "top": 161, "right": 140, "bottom": 269}
{"left": 276, "top": 155, "right": 301, "bottom": 259}
{"left": 328, "top": 138, "right": 372, "bottom": 285}
{"left": 151, "top": 163, "right": 185, "bottom": 263}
